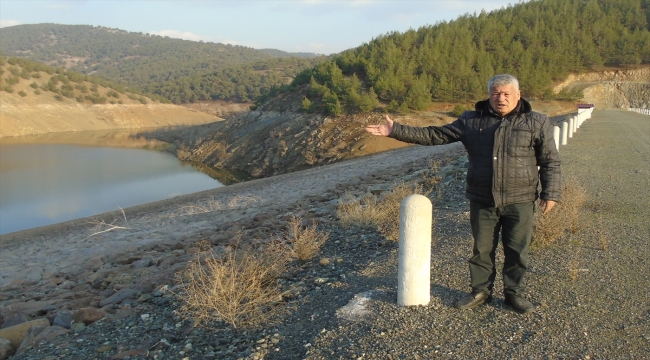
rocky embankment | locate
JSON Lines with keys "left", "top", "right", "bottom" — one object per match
{"left": 554, "top": 67, "right": 650, "bottom": 109}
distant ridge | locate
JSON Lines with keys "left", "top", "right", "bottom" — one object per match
{"left": 0, "top": 24, "right": 328, "bottom": 104}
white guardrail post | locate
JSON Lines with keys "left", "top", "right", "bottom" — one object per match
{"left": 561, "top": 121, "right": 568, "bottom": 145}
{"left": 628, "top": 108, "right": 650, "bottom": 116}
{"left": 568, "top": 117, "right": 574, "bottom": 138}
{"left": 553, "top": 126, "right": 560, "bottom": 151}
{"left": 398, "top": 194, "right": 432, "bottom": 306}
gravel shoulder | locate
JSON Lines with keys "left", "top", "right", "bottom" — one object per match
{"left": 3, "top": 110, "right": 650, "bottom": 359}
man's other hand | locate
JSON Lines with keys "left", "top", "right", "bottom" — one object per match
{"left": 365, "top": 115, "right": 394, "bottom": 136}
{"left": 539, "top": 200, "right": 557, "bottom": 214}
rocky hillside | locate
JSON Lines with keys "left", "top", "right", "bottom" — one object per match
{"left": 0, "top": 59, "right": 221, "bottom": 137}
{"left": 554, "top": 67, "right": 650, "bottom": 109}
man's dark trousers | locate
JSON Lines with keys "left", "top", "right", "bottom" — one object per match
{"left": 468, "top": 200, "right": 535, "bottom": 296}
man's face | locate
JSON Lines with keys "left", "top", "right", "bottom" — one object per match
{"left": 489, "top": 84, "right": 521, "bottom": 116}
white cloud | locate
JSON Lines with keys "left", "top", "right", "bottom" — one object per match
{"left": 149, "top": 29, "right": 211, "bottom": 42}
{"left": 0, "top": 20, "right": 21, "bottom": 28}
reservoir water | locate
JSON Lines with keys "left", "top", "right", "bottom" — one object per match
{"left": 0, "top": 142, "right": 223, "bottom": 235}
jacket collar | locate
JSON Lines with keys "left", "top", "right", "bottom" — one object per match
{"left": 475, "top": 98, "right": 532, "bottom": 118}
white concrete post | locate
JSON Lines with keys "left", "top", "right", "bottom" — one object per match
{"left": 561, "top": 122, "right": 568, "bottom": 145}
{"left": 568, "top": 118, "right": 574, "bottom": 138}
{"left": 398, "top": 194, "right": 432, "bottom": 306}
{"left": 553, "top": 126, "right": 560, "bottom": 151}
{"left": 573, "top": 116, "right": 578, "bottom": 132}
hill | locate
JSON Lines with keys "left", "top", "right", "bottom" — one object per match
{"left": 0, "top": 24, "right": 327, "bottom": 104}
{"left": 0, "top": 57, "right": 220, "bottom": 137}
{"left": 265, "top": 0, "right": 650, "bottom": 115}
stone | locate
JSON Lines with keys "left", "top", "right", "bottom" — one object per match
{"left": 40, "top": 304, "right": 57, "bottom": 313}
{"left": 131, "top": 257, "right": 153, "bottom": 268}
{"left": 99, "top": 288, "right": 138, "bottom": 307}
{"left": 0, "top": 314, "right": 30, "bottom": 329}
{"left": 1, "top": 301, "right": 53, "bottom": 318}
{"left": 0, "top": 318, "right": 50, "bottom": 349}
{"left": 0, "top": 338, "right": 15, "bottom": 360}
{"left": 111, "top": 348, "right": 146, "bottom": 359}
{"left": 96, "top": 345, "right": 113, "bottom": 353}
{"left": 70, "top": 323, "right": 86, "bottom": 333}
{"left": 67, "top": 296, "right": 101, "bottom": 310}
{"left": 58, "top": 280, "right": 75, "bottom": 290}
{"left": 319, "top": 258, "right": 331, "bottom": 266}
{"left": 17, "top": 326, "right": 69, "bottom": 354}
{"left": 52, "top": 312, "right": 72, "bottom": 329}
{"left": 72, "top": 308, "right": 106, "bottom": 325}
{"left": 114, "top": 254, "right": 142, "bottom": 265}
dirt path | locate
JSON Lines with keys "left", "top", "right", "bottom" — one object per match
{"left": 0, "top": 142, "right": 464, "bottom": 289}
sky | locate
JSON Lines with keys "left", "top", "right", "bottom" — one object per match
{"left": 0, "top": 0, "right": 520, "bottom": 55}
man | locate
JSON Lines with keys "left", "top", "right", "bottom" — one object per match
{"left": 365, "top": 74, "right": 561, "bottom": 313}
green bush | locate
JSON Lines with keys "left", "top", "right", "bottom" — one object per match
{"left": 5, "top": 76, "right": 20, "bottom": 85}
{"left": 75, "top": 84, "right": 89, "bottom": 93}
{"left": 451, "top": 104, "right": 470, "bottom": 117}
{"left": 30, "top": 82, "right": 39, "bottom": 89}
{"left": 3, "top": 85, "right": 14, "bottom": 93}
{"left": 18, "top": 90, "right": 27, "bottom": 97}
{"left": 54, "top": 94, "right": 64, "bottom": 101}
{"left": 34, "top": 90, "right": 41, "bottom": 95}
{"left": 301, "top": 97, "right": 313, "bottom": 112}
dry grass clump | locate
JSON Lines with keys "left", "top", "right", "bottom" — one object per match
{"left": 285, "top": 216, "right": 329, "bottom": 261}
{"left": 337, "top": 182, "right": 430, "bottom": 241}
{"left": 175, "top": 241, "right": 291, "bottom": 329}
{"left": 533, "top": 177, "right": 587, "bottom": 246}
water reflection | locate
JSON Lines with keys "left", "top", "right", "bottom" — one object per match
{"left": 0, "top": 143, "right": 222, "bottom": 235}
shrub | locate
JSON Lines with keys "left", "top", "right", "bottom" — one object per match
{"left": 285, "top": 216, "right": 329, "bottom": 261}
{"left": 338, "top": 182, "right": 430, "bottom": 241}
{"left": 20, "top": 69, "right": 31, "bottom": 80}
{"left": 30, "top": 82, "right": 39, "bottom": 89}
{"left": 138, "top": 96, "right": 148, "bottom": 104}
{"left": 175, "top": 241, "right": 291, "bottom": 329}
{"left": 34, "top": 90, "right": 41, "bottom": 95}
{"left": 31, "top": 72, "right": 41, "bottom": 79}
{"left": 107, "top": 89, "right": 120, "bottom": 98}
{"left": 3, "top": 86, "right": 14, "bottom": 93}
{"left": 75, "top": 84, "right": 89, "bottom": 93}
{"left": 451, "top": 104, "right": 469, "bottom": 117}
{"left": 301, "top": 97, "right": 313, "bottom": 112}
{"left": 18, "top": 90, "right": 27, "bottom": 97}
{"left": 5, "top": 76, "right": 20, "bottom": 85}
{"left": 54, "top": 94, "right": 64, "bottom": 101}
{"left": 532, "top": 177, "right": 587, "bottom": 246}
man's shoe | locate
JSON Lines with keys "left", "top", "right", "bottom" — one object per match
{"left": 454, "top": 291, "right": 492, "bottom": 309}
{"left": 504, "top": 295, "right": 534, "bottom": 314}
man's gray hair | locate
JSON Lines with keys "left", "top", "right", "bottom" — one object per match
{"left": 488, "top": 74, "right": 519, "bottom": 92}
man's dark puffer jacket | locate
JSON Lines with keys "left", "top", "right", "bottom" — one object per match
{"left": 389, "top": 98, "right": 561, "bottom": 208}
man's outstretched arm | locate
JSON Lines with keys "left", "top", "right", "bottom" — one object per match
{"left": 366, "top": 115, "right": 463, "bottom": 145}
